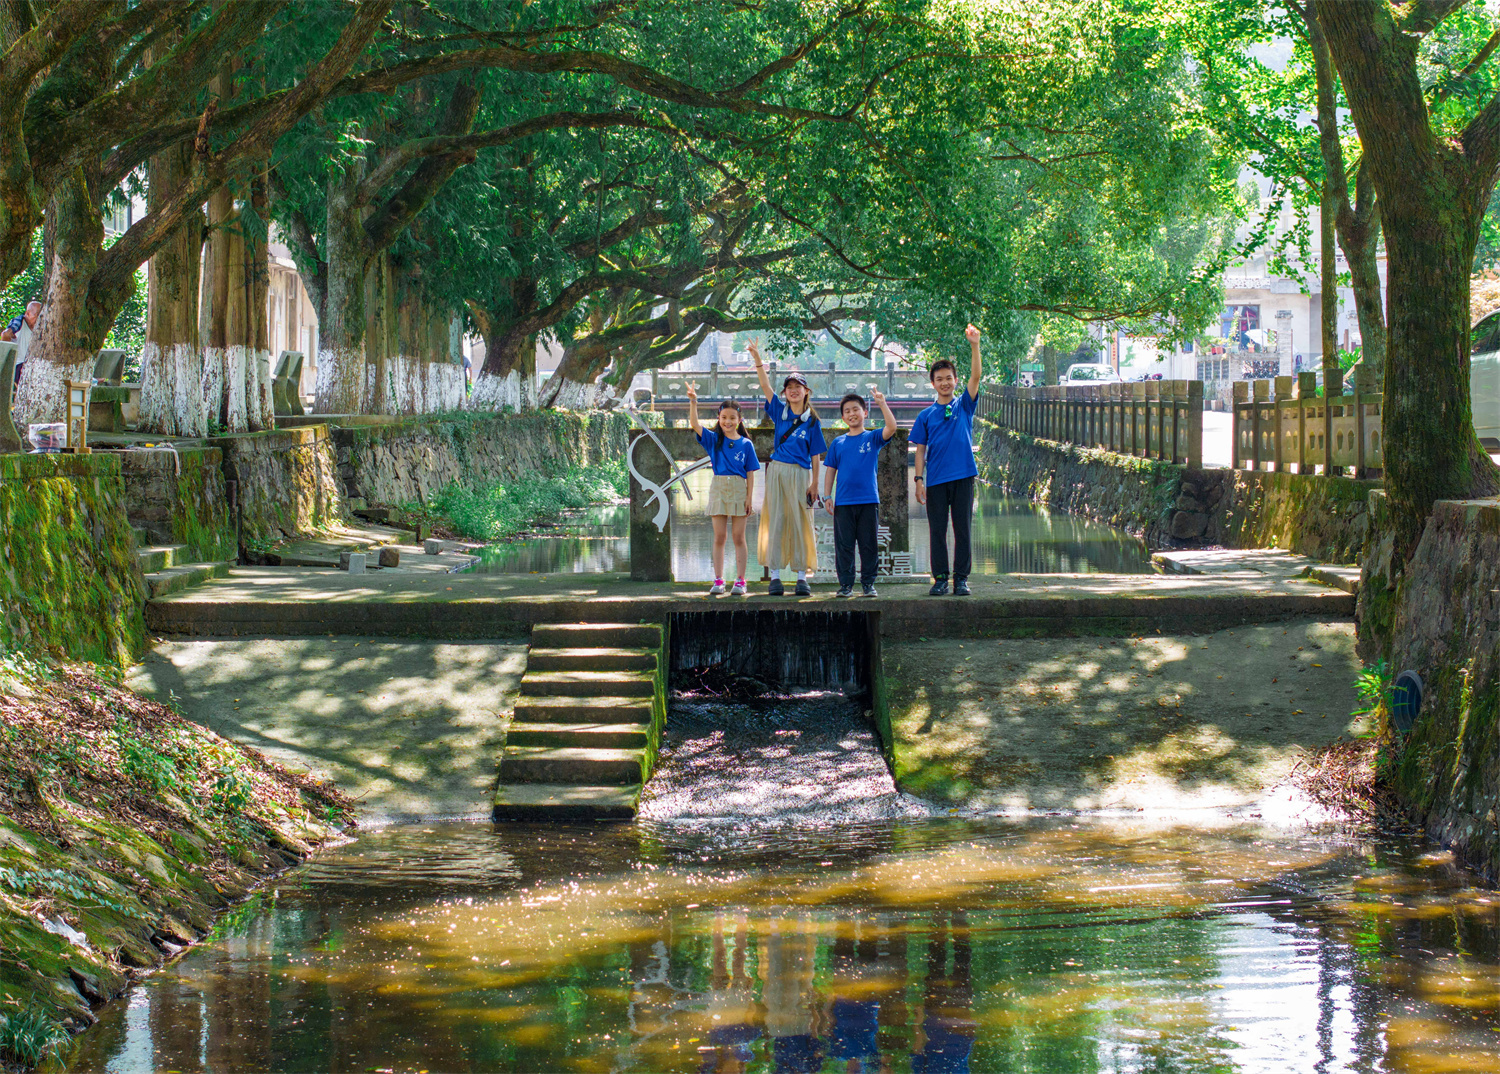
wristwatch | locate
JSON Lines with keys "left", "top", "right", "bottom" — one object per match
{"left": 914, "top": 475, "right": 924, "bottom": 483}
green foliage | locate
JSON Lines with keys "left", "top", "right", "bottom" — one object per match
{"left": 0, "top": 230, "right": 146, "bottom": 371}
{"left": 1354, "top": 659, "right": 1392, "bottom": 737}
{"left": 422, "top": 461, "right": 627, "bottom": 543}
{"left": 0, "top": 1006, "right": 69, "bottom": 1068}
{"left": 0, "top": 866, "right": 130, "bottom": 916}
{"left": 115, "top": 717, "right": 185, "bottom": 797}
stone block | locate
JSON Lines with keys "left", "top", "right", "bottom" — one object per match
{"left": 424, "top": 537, "right": 443, "bottom": 555}
{"left": 1174, "top": 492, "right": 1205, "bottom": 513}
{"left": 339, "top": 551, "right": 366, "bottom": 573}
{"left": 1170, "top": 510, "right": 1210, "bottom": 539}
{"left": 378, "top": 546, "right": 400, "bottom": 568}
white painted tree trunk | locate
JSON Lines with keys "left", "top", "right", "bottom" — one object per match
{"left": 138, "top": 342, "right": 208, "bottom": 436}
{"left": 221, "top": 346, "right": 247, "bottom": 432}
{"left": 13, "top": 348, "right": 94, "bottom": 428}
{"left": 469, "top": 369, "right": 535, "bottom": 411}
{"left": 317, "top": 344, "right": 366, "bottom": 415}
{"left": 252, "top": 347, "right": 274, "bottom": 430}
{"left": 540, "top": 373, "right": 618, "bottom": 411}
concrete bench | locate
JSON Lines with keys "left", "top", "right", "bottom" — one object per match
{"left": 0, "top": 341, "right": 18, "bottom": 452}
{"left": 273, "top": 350, "right": 305, "bottom": 416}
{"left": 92, "top": 348, "right": 126, "bottom": 385}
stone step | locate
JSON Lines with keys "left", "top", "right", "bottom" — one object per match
{"left": 513, "top": 696, "right": 655, "bottom": 723}
{"left": 130, "top": 526, "right": 151, "bottom": 549}
{"left": 526, "top": 647, "right": 658, "bottom": 672}
{"left": 531, "top": 623, "right": 662, "bottom": 650}
{"left": 505, "top": 722, "right": 651, "bottom": 749}
{"left": 499, "top": 746, "right": 647, "bottom": 785}
{"left": 493, "top": 783, "right": 641, "bottom": 821}
{"left": 136, "top": 544, "right": 191, "bottom": 574}
{"left": 144, "top": 561, "right": 233, "bottom": 600}
{"left": 520, "top": 670, "right": 656, "bottom": 698}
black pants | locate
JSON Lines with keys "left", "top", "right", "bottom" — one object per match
{"left": 926, "top": 475, "right": 974, "bottom": 579}
{"left": 834, "top": 502, "right": 879, "bottom": 586}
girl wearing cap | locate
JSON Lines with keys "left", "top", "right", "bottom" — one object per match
{"left": 687, "top": 381, "right": 759, "bottom": 596}
{"left": 750, "top": 338, "right": 822, "bottom": 596}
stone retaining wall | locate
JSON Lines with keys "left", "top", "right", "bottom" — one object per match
{"left": 120, "top": 446, "right": 235, "bottom": 561}
{"left": 979, "top": 425, "right": 1376, "bottom": 561}
{"left": 334, "top": 410, "right": 633, "bottom": 506}
{"left": 0, "top": 453, "right": 145, "bottom": 662}
{"left": 209, "top": 426, "right": 344, "bottom": 543}
{"left": 1363, "top": 498, "right": 1500, "bottom": 881}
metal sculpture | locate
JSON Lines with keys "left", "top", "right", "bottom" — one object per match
{"left": 623, "top": 406, "right": 711, "bottom": 532}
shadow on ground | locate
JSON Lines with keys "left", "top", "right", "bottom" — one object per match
{"left": 128, "top": 637, "right": 525, "bottom": 821}
{"left": 885, "top": 619, "right": 1364, "bottom": 813}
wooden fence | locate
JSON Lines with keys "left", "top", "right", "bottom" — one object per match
{"left": 980, "top": 381, "right": 1204, "bottom": 469}
{"left": 1230, "top": 368, "right": 1382, "bottom": 477}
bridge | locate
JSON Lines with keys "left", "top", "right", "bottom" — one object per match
{"left": 647, "top": 363, "right": 937, "bottom": 424}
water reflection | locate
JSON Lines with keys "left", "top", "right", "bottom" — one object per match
{"left": 468, "top": 474, "right": 1151, "bottom": 580}
{"left": 69, "top": 820, "right": 1500, "bottom": 1073}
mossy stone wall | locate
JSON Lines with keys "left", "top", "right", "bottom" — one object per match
{"left": 979, "top": 425, "right": 1376, "bottom": 561}
{"left": 0, "top": 453, "right": 145, "bottom": 663}
{"left": 120, "top": 447, "right": 235, "bottom": 561}
{"left": 334, "top": 410, "right": 632, "bottom": 506}
{"left": 210, "top": 425, "right": 344, "bottom": 543}
{"left": 1372, "top": 498, "right": 1500, "bottom": 881}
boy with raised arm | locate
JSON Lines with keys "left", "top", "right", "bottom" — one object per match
{"left": 910, "top": 324, "right": 982, "bottom": 596}
{"left": 823, "top": 389, "right": 897, "bottom": 597}
{"left": 750, "top": 339, "right": 822, "bottom": 597}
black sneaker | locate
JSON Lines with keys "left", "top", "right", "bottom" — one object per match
{"left": 794, "top": 578, "right": 811, "bottom": 597}
{"left": 837, "top": 584, "right": 854, "bottom": 598}
{"left": 929, "top": 576, "right": 949, "bottom": 596}
{"left": 862, "top": 582, "right": 878, "bottom": 597}
{"left": 768, "top": 578, "right": 784, "bottom": 596}
{"left": 953, "top": 577, "right": 971, "bottom": 596}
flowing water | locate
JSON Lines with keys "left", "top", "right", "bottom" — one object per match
{"left": 68, "top": 696, "right": 1500, "bottom": 1074}
{"left": 468, "top": 474, "right": 1151, "bottom": 581}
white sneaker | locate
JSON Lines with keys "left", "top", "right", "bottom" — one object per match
{"left": 709, "top": 580, "right": 726, "bottom": 595}
{"left": 731, "top": 579, "right": 747, "bottom": 596}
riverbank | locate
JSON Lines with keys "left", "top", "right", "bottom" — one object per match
{"left": 0, "top": 653, "right": 353, "bottom": 1068}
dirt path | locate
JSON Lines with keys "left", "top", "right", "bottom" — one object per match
{"left": 885, "top": 620, "right": 1364, "bottom": 814}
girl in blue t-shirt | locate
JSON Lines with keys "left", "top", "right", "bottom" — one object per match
{"left": 688, "top": 382, "right": 760, "bottom": 596}
{"left": 750, "top": 338, "right": 823, "bottom": 596}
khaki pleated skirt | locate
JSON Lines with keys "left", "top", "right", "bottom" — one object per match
{"left": 708, "top": 474, "right": 749, "bottom": 516}
{"left": 757, "top": 460, "right": 818, "bottom": 571}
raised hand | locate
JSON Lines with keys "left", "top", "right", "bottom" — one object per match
{"left": 686, "top": 380, "right": 698, "bottom": 400}
{"left": 965, "top": 323, "right": 981, "bottom": 345}
{"left": 748, "top": 339, "right": 762, "bottom": 364}
{"left": 870, "top": 387, "right": 886, "bottom": 405}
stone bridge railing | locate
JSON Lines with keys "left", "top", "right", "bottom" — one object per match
{"left": 651, "top": 363, "right": 933, "bottom": 404}
{"left": 980, "top": 381, "right": 1205, "bottom": 469}
{"left": 1231, "top": 367, "right": 1382, "bottom": 477}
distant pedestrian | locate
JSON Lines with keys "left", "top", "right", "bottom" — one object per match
{"left": 911, "top": 324, "right": 983, "bottom": 596}
{"left": 2, "top": 300, "right": 40, "bottom": 384}
{"left": 462, "top": 350, "right": 472, "bottom": 396}
{"left": 823, "top": 388, "right": 897, "bottom": 597}
{"left": 687, "top": 381, "right": 759, "bottom": 596}
{"left": 750, "top": 338, "right": 822, "bottom": 596}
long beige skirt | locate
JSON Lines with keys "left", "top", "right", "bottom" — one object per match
{"left": 756, "top": 460, "right": 818, "bottom": 572}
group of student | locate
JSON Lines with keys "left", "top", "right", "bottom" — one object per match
{"left": 685, "top": 324, "right": 984, "bottom": 597}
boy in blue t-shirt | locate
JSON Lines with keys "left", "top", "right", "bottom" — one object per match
{"left": 909, "top": 324, "right": 983, "bottom": 596}
{"left": 822, "top": 388, "right": 897, "bottom": 597}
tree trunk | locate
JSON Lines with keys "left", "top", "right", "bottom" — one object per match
{"left": 246, "top": 170, "right": 273, "bottom": 430}
{"left": 1317, "top": 0, "right": 1500, "bottom": 555}
{"left": 13, "top": 171, "right": 104, "bottom": 426}
{"left": 538, "top": 337, "right": 615, "bottom": 410}
{"left": 1337, "top": 167, "right": 1385, "bottom": 375}
{"left": 138, "top": 142, "right": 205, "bottom": 437}
{"left": 315, "top": 166, "right": 370, "bottom": 414}
{"left": 200, "top": 184, "right": 238, "bottom": 431}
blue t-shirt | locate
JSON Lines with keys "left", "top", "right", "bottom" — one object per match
{"left": 825, "top": 429, "right": 889, "bottom": 506}
{"left": 697, "top": 428, "right": 761, "bottom": 479}
{"left": 909, "top": 389, "right": 978, "bottom": 487}
{"left": 765, "top": 395, "right": 824, "bottom": 469}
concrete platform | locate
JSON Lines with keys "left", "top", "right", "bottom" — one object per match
{"left": 145, "top": 566, "right": 1355, "bottom": 640}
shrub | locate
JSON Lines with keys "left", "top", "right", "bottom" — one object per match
{"left": 0, "top": 1006, "right": 69, "bottom": 1068}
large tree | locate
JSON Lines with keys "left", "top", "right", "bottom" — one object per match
{"left": 1314, "top": 0, "right": 1500, "bottom": 555}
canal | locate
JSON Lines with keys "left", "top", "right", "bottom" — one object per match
{"left": 469, "top": 472, "right": 1152, "bottom": 581}
{"left": 70, "top": 695, "right": 1500, "bottom": 1073}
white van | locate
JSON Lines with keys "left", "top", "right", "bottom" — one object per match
{"left": 1471, "top": 311, "right": 1500, "bottom": 451}
{"left": 1063, "top": 363, "right": 1122, "bottom": 384}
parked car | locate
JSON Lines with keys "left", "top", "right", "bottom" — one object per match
{"left": 1063, "top": 363, "right": 1122, "bottom": 384}
{"left": 1473, "top": 310, "right": 1500, "bottom": 452}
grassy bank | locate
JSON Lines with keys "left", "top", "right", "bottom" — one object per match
{"left": 410, "top": 459, "right": 627, "bottom": 543}
{"left": 0, "top": 652, "right": 353, "bottom": 1070}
